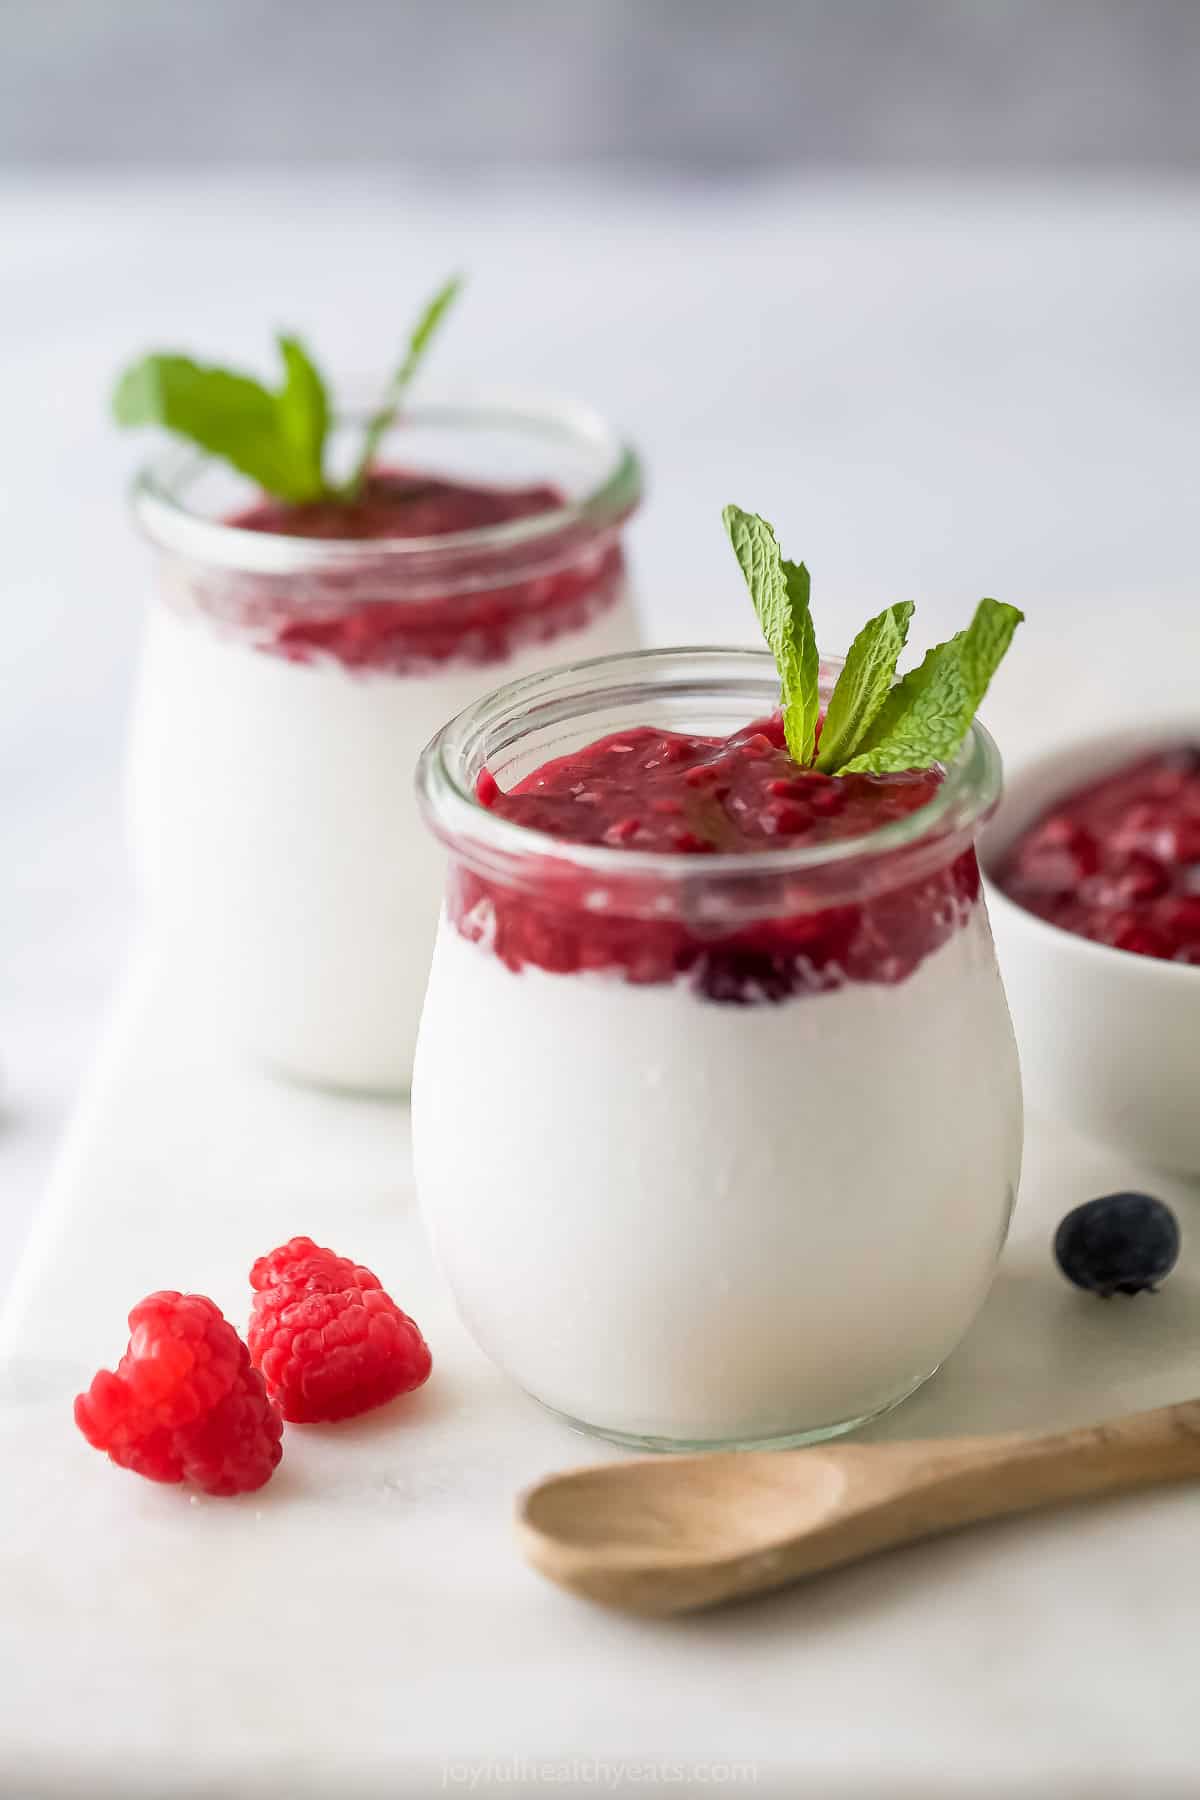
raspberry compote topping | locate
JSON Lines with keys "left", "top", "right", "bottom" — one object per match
{"left": 996, "top": 746, "right": 1200, "bottom": 965}
{"left": 207, "top": 469, "right": 623, "bottom": 674}
{"left": 233, "top": 469, "right": 561, "bottom": 542}
{"left": 452, "top": 714, "right": 979, "bottom": 1003}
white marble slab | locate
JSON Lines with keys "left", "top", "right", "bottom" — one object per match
{"left": 6, "top": 169, "right": 1200, "bottom": 1796}
{"left": 2, "top": 953, "right": 1199, "bottom": 1798}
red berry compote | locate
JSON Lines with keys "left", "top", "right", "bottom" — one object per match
{"left": 996, "top": 746, "right": 1200, "bottom": 965}
{"left": 126, "top": 400, "right": 642, "bottom": 1092}
{"left": 413, "top": 650, "right": 1023, "bottom": 1450}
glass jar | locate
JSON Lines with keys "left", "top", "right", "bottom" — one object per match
{"left": 125, "top": 393, "right": 642, "bottom": 1093}
{"left": 413, "top": 649, "right": 1023, "bottom": 1450}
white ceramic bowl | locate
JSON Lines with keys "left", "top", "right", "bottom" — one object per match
{"left": 982, "top": 720, "right": 1200, "bottom": 1172}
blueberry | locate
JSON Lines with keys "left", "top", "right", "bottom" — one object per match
{"left": 1054, "top": 1192, "right": 1181, "bottom": 1297}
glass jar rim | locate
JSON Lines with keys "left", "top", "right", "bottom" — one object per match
{"left": 130, "top": 387, "right": 642, "bottom": 575}
{"left": 417, "top": 646, "right": 1003, "bottom": 900}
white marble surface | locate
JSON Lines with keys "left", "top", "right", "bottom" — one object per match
{"left": 3, "top": 956, "right": 1200, "bottom": 1798}
{"left": 4, "top": 170, "right": 1200, "bottom": 1793}
{"left": 5, "top": 170, "right": 1200, "bottom": 1302}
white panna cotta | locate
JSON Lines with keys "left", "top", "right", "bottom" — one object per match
{"left": 412, "top": 651, "right": 1023, "bottom": 1449}
{"left": 416, "top": 919, "right": 1019, "bottom": 1445}
{"left": 128, "top": 585, "right": 637, "bottom": 1090}
{"left": 126, "top": 405, "right": 643, "bottom": 1092}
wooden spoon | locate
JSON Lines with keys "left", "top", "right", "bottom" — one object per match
{"left": 517, "top": 1398, "right": 1200, "bottom": 1616}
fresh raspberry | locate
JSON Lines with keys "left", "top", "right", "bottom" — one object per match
{"left": 74, "top": 1292, "right": 283, "bottom": 1496}
{"left": 248, "top": 1237, "right": 432, "bottom": 1424}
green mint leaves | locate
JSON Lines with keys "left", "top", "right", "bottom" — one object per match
{"left": 112, "top": 275, "right": 462, "bottom": 506}
{"left": 814, "top": 601, "right": 915, "bottom": 772}
{"left": 724, "top": 506, "right": 1023, "bottom": 776}
{"left": 838, "top": 598, "right": 1024, "bottom": 773}
{"left": 722, "top": 506, "right": 820, "bottom": 764}
{"left": 347, "top": 274, "right": 463, "bottom": 497}
{"left": 112, "top": 337, "right": 332, "bottom": 504}
{"left": 274, "top": 336, "right": 330, "bottom": 499}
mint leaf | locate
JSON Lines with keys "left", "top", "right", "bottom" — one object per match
{"left": 839, "top": 598, "right": 1023, "bottom": 774}
{"left": 347, "top": 274, "right": 464, "bottom": 495}
{"left": 113, "top": 339, "right": 331, "bottom": 504}
{"left": 114, "top": 281, "right": 461, "bottom": 507}
{"left": 815, "top": 601, "right": 914, "bottom": 772}
{"left": 780, "top": 556, "right": 820, "bottom": 764}
{"left": 275, "top": 335, "right": 330, "bottom": 501}
{"left": 723, "top": 506, "right": 820, "bottom": 764}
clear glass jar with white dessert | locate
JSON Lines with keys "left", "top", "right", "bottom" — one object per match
{"left": 413, "top": 648, "right": 1023, "bottom": 1451}
{"left": 125, "top": 394, "right": 642, "bottom": 1093}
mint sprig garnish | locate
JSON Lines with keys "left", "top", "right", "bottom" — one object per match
{"left": 724, "top": 505, "right": 1023, "bottom": 776}
{"left": 113, "top": 275, "right": 462, "bottom": 506}
{"left": 722, "top": 506, "right": 820, "bottom": 764}
{"left": 838, "top": 598, "right": 1023, "bottom": 773}
{"left": 113, "top": 337, "right": 332, "bottom": 504}
{"left": 346, "top": 274, "right": 463, "bottom": 498}
{"left": 814, "top": 601, "right": 914, "bottom": 772}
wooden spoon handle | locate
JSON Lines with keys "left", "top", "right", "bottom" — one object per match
{"left": 682, "top": 1400, "right": 1200, "bottom": 1613}
{"left": 822, "top": 1398, "right": 1200, "bottom": 1573}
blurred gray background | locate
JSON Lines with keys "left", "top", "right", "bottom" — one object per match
{"left": 6, "top": 0, "right": 1200, "bottom": 171}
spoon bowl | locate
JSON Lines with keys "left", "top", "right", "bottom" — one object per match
{"left": 522, "top": 1451, "right": 847, "bottom": 1560}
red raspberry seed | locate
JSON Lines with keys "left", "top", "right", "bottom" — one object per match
{"left": 764, "top": 801, "right": 813, "bottom": 837}
{"left": 808, "top": 786, "right": 845, "bottom": 816}
{"left": 475, "top": 768, "right": 501, "bottom": 809}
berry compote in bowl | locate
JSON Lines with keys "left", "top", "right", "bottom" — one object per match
{"left": 984, "top": 720, "right": 1200, "bottom": 1171}
{"left": 125, "top": 393, "right": 642, "bottom": 1093}
{"left": 413, "top": 649, "right": 1023, "bottom": 1451}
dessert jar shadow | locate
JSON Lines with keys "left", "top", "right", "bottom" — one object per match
{"left": 124, "top": 392, "right": 642, "bottom": 1093}
{"left": 412, "top": 649, "right": 1023, "bottom": 1450}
